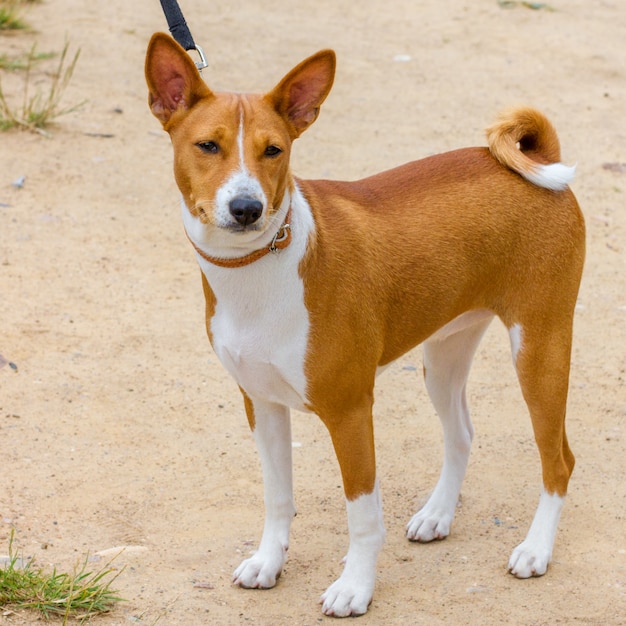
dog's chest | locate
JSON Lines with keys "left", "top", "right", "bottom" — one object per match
{"left": 203, "top": 260, "right": 311, "bottom": 412}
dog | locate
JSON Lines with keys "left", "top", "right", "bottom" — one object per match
{"left": 145, "top": 33, "right": 585, "bottom": 617}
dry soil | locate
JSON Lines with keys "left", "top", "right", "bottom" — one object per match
{"left": 1, "top": 1, "right": 625, "bottom": 624}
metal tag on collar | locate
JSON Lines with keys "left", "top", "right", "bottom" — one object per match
{"left": 269, "top": 222, "right": 291, "bottom": 253}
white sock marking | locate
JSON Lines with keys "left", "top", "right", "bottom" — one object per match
{"left": 508, "top": 489, "right": 564, "bottom": 577}
{"left": 320, "top": 484, "right": 385, "bottom": 617}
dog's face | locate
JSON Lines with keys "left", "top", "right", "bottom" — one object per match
{"left": 145, "top": 34, "right": 335, "bottom": 248}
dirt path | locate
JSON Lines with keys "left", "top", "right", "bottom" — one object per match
{"left": 1, "top": 1, "right": 624, "bottom": 624}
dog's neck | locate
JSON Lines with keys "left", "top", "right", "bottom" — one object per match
{"left": 186, "top": 207, "right": 293, "bottom": 268}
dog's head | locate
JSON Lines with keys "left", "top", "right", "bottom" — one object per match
{"left": 145, "top": 33, "right": 335, "bottom": 249}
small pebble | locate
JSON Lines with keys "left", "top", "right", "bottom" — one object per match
{"left": 193, "top": 581, "right": 215, "bottom": 589}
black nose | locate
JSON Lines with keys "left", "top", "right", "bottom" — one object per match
{"left": 229, "top": 197, "right": 263, "bottom": 226}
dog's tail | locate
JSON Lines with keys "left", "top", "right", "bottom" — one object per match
{"left": 486, "top": 107, "right": 575, "bottom": 191}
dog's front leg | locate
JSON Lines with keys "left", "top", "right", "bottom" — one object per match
{"left": 232, "top": 395, "right": 295, "bottom": 589}
{"left": 319, "top": 405, "right": 386, "bottom": 617}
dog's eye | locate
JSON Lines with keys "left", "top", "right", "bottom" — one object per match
{"left": 264, "top": 145, "right": 282, "bottom": 158}
{"left": 197, "top": 141, "right": 219, "bottom": 154}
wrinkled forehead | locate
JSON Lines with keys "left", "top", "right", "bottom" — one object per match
{"left": 172, "top": 92, "right": 290, "bottom": 146}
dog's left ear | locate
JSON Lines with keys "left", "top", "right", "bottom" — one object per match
{"left": 145, "top": 32, "right": 212, "bottom": 125}
{"left": 267, "top": 49, "right": 336, "bottom": 138}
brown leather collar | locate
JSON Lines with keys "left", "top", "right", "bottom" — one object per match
{"left": 186, "top": 208, "right": 292, "bottom": 268}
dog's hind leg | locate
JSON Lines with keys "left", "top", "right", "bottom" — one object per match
{"left": 232, "top": 394, "right": 296, "bottom": 589}
{"left": 407, "top": 311, "right": 493, "bottom": 542}
{"left": 506, "top": 319, "right": 576, "bottom": 578}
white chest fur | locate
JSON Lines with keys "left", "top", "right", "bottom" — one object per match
{"left": 185, "top": 190, "right": 314, "bottom": 412}
{"left": 206, "top": 257, "right": 310, "bottom": 411}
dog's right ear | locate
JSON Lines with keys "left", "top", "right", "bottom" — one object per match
{"left": 145, "top": 33, "right": 212, "bottom": 125}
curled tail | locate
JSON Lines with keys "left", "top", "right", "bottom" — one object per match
{"left": 486, "top": 107, "right": 575, "bottom": 191}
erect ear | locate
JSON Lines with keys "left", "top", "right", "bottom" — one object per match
{"left": 145, "top": 32, "right": 212, "bottom": 125}
{"left": 266, "top": 49, "right": 336, "bottom": 138}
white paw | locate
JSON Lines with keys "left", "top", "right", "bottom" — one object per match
{"left": 406, "top": 508, "right": 453, "bottom": 542}
{"left": 320, "top": 574, "right": 374, "bottom": 617}
{"left": 232, "top": 547, "right": 286, "bottom": 589}
{"left": 508, "top": 541, "right": 550, "bottom": 578}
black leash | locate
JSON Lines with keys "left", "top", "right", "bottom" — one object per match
{"left": 158, "top": 0, "right": 208, "bottom": 70}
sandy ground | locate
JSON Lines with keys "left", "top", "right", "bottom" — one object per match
{"left": 1, "top": 0, "right": 625, "bottom": 624}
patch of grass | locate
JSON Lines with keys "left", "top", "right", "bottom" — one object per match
{"left": 497, "top": 0, "right": 555, "bottom": 9}
{"left": 0, "top": 49, "right": 54, "bottom": 70}
{"left": 0, "top": 1, "right": 27, "bottom": 30}
{"left": 0, "top": 40, "right": 84, "bottom": 132}
{"left": 0, "top": 530, "right": 124, "bottom": 622}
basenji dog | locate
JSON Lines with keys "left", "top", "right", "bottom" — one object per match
{"left": 145, "top": 33, "right": 585, "bottom": 617}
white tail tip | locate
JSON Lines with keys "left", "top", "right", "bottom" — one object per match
{"left": 526, "top": 162, "right": 576, "bottom": 191}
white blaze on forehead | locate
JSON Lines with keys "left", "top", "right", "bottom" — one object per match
{"left": 237, "top": 108, "right": 247, "bottom": 172}
{"left": 213, "top": 106, "right": 266, "bottom": 226}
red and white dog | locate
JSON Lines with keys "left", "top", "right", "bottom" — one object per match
{"left": 145, "top": 33, "right": 585, "bottom": 617}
